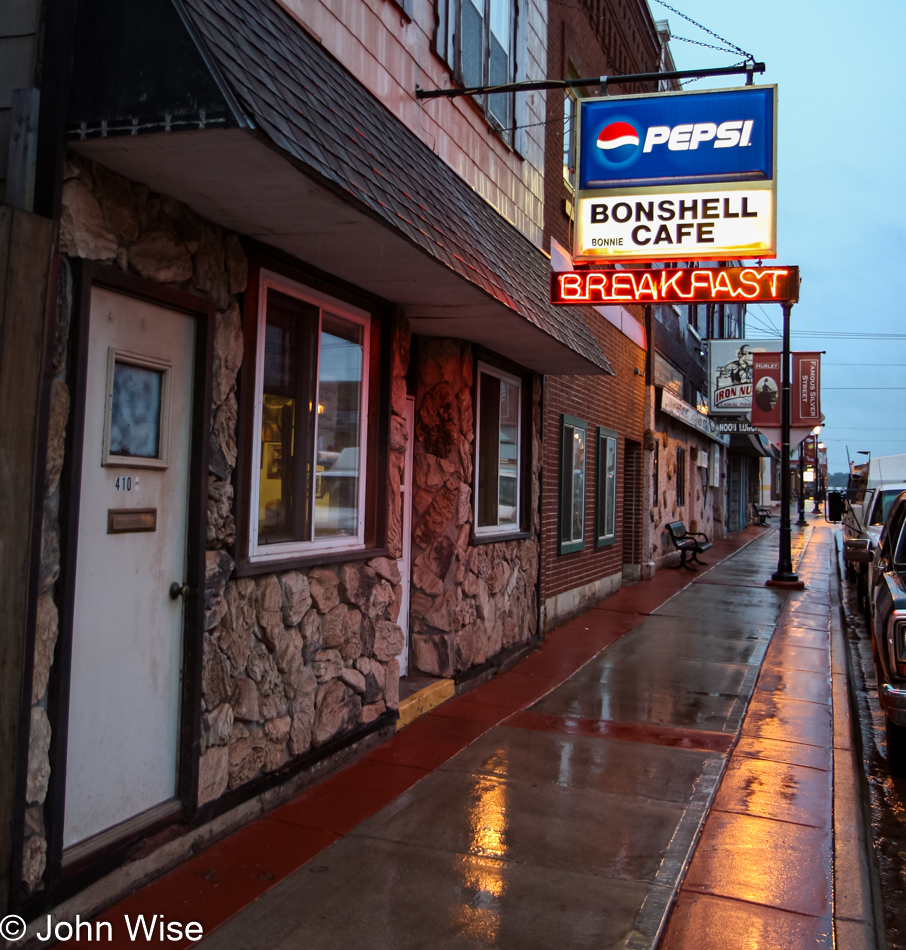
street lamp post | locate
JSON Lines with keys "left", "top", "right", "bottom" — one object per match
{"left": 796, "top": 439, "right": 808, "bottom": 526}
{"left": 770, "top": 301, "right": 800, "bottom": 584}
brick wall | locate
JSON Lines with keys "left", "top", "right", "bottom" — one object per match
{"left": 538, "top": 0, "right": 661, "bottom": 620}
{"left": 539, "top": 310, "right": 646, "bottom": 606}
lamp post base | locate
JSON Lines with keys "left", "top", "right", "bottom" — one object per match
{"left": 766, "top": 574, "right": 806, "bottom": 590}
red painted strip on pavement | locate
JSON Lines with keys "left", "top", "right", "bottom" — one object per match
{"left": 95, "top": 819, "right": 340, "bottom": 949}
{"left": 505, "top": 710, "right": 736, "bottom": 755}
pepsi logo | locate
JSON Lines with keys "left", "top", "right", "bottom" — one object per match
{"left": 596, "top": 121, "right": 640, "bottom": 163}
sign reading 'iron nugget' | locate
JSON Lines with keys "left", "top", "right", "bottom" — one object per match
{"left": 549, "top": 266, "right": 799, "bottom": 306}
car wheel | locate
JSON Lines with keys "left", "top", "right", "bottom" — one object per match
{"left": 886, "top": 717, "right": 906, "bottom": 776}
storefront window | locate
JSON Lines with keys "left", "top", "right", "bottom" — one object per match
{"left": 596, "top": 427, "right": 617, "bottom": 547}
{"left": 250, "top": 274, "right": 369, "bottom": 562}
{"left": 475, "top": 363, "right": 521, "bottom": 535}
{"left": 559, "top": 415, "right": 587, "bottom": 554}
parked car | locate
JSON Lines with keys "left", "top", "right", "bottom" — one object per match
{"left": 843, "top": 455, "right": 906, "bottom": 608}
{"left": 868, "top": 489, "right": 906, "bottom": 774}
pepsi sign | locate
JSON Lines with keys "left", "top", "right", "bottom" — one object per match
{"left": 573, "top": 85, "right": 778, "bottom": 263}
{"left": 578, "top": 86, "right": 775, "bottom": 190}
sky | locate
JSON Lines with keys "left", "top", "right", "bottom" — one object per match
{"left": 656, "top": 0, "right": 906, "bottom": 474}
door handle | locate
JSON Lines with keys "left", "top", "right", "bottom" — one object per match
{"left": 169, "top": 582, "right": 190, "bottom": 600}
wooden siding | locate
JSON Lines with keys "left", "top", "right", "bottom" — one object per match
{"left": 277, "top": 0, "right": 547, "bottom": 246}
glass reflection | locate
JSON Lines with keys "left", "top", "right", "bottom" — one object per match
{"left": 452, "top": 752, "right": 509, "bottom": 942}
{"left": 109, "top": 361, "right": 162, "bottom": 459}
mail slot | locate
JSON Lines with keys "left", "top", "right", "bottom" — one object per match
{"left": 107, "top": 508, "right": 157, "bottom": 534}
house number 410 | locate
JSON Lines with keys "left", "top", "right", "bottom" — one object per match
{"left": 114, "top": 476, "right": 139, "bottom": 492}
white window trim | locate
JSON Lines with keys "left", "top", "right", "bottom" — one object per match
{"left": 473, "top": 361, "right": 522, "bottom": 539}
{"left": 248, "top": 270, "right": 371, "bottom": 563}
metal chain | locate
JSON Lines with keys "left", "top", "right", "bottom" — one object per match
{"left": 670, "top": 34, "right": 744, "bottom": 57}
{"left": 652, "top": 0, "right": 754, "bottom": 60}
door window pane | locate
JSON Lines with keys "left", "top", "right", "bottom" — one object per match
{"left": 605, "top": 437, "right": 617, "bottom": 536}
{"left": 109, "top": 362, "right": 163, "bottom": 459}
{"left": 596, "top": 428, "right": 617, "bottom": 546}
{"left": 258, "top": 291, "right": 317, "bottom": 544}
{"left": 314, "top": 314, "right": 364, "bottom": 540}
{"left": 462, "top": 0, "right": 484, "bottom": 88}
{"left": 559, "top": 415, "right": 587, "bottom": 553}
{"left": 568, "top": 427, "right": 586, "bottom": 541}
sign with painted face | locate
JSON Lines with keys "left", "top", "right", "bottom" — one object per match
{"left": 574, "top": 86, "right": 777, "bottom": 263}
{"left": 708, "top": 339, "right": 782, "bottom": 416}
{"left": 750, "top": 351, "right": 782, "bottom": 428}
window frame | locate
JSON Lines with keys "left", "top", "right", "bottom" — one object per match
{"left": 595, "top": 427, "right": 618, "bottom": 548}
{"left": 562, "top": 90, "right": 578, "bottom": 192}
{"left": 473, "top": 360, "right": 526, "bottom": 540}
{"left": 558, "top": 414, "right": 588, "bottom": 555}
{"left": 434, "top": 0, "right": 519, "bottom": 142}
{"left": 246, "top": 269, "right": 372, "bottom": 565}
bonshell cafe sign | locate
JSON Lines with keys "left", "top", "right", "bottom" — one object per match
{"left": 574, "top": 86, "right": 777, "bottom": 263}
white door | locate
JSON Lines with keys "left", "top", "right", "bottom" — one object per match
{"left": 395, "top": 397, "right": 415, "bottom": 675}
{"left": 63, "top": 287, "right": 195, "bottom": 852}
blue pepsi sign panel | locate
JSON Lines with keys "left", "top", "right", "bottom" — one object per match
{"left": 579, "top": 86, "right": 775, "bottom": 189}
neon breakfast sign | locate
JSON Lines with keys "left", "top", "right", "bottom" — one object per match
{"left": 549, "top": 266, "right": 799, "bottom": 305}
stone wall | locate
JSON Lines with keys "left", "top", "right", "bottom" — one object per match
{"left": 646, "top": 419, "right": 722, "bottom": 567}
{"left": 408, "top": 339, "right": 540, "bottom": 677}
{"left": 20, "top": 151, "right": 405, "bottom": 894}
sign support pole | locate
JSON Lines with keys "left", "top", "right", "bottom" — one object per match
{"left": 796, "top": 442, "right": 808, "bottom": 526}
{"left": 769, "top": 302, "right": 803, "bottom": 587}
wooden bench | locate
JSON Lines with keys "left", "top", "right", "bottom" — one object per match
{"left": 753, "top": 504, "right": 773, "bottom": 526}
{"left": 666, "top": 521, "right": 713, "bottom": 571}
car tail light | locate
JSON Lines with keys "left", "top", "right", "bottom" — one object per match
{"left": 892, "top": 611, "right": 906, "bottom": 666}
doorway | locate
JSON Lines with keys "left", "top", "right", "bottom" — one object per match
{"left": 395, "top": 396, "right": 415, "bottom": 675}
{"left": 62, "top": 285, "right": 199, "bottom": 857}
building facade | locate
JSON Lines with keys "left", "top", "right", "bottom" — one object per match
{"left": 2, "top": 0, "right": 617, "bottom": 922}
{"left": 538, "top": 0, "right": 665, "bottom": 627}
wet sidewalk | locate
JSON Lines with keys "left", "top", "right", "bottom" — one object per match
{"left": 76, "top": 516, "right": 872, "bottom": 950}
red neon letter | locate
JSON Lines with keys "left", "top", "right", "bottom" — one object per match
{"left": 737, "top": 269, "right": 761, "bottom": 298}
{"left": 636, "top": 272, "right": 658, "bottom": 300}
{"left": 611, "top": 272, "right": 634, "bottom": 300}
{"left": 660, "top": 270, "right": 684, "bottom": 299}
{"left": 559, "top": 273, "right": 583, "bottom": 299}
{"left": 765, "top": 269, "right": 789, "bottom": 295}
{"left": 586, "top": 272, "right": 608, "bottom": 301}
{"left": 691, "top": 271, "right": 713, "bottom": 299}
{"left": 712, "top": 270, "right": 736, "bottom": 297}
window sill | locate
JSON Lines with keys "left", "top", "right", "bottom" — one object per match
{"left": 558, "top": 540, "right": 585, "bottom": 556}
{"left": 595, "top": 536, "right": 617, "bottom": 549}
{"left": 234, "top": 545, "right": 393, "bottom": 578}
{"left": 472, "top": 528, "right": 532, "bottom": 546}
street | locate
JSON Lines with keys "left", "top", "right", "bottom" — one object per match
{"left": 838, "top": 534, "right": 906, "bottom": 950}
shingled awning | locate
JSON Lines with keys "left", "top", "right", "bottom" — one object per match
{"left": 67, "top": 0, "right": 613, "bottom": 375}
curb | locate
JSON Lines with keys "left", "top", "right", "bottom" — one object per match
{"left": 831, "top": 530, "right": 886, "bottom": 950}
